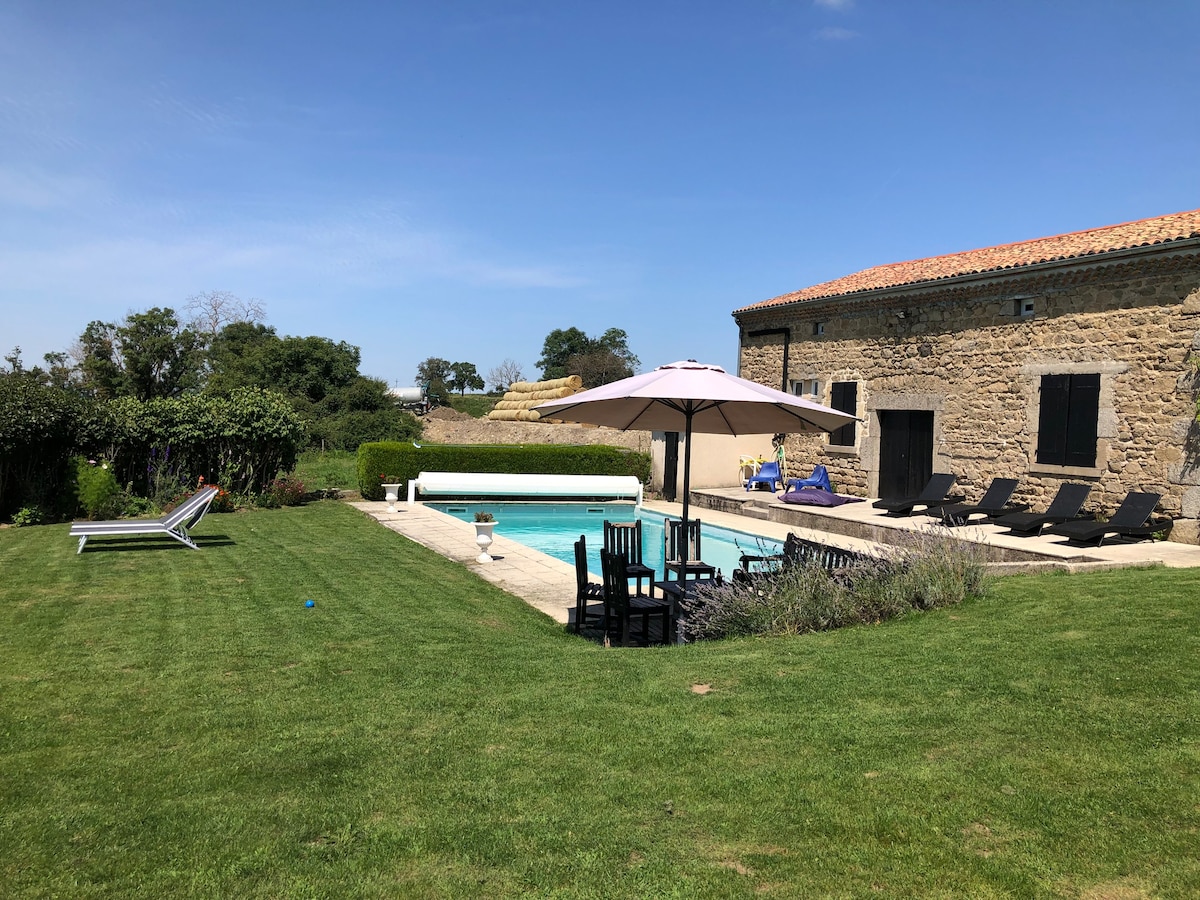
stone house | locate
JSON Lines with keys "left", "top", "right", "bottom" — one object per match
{"left": 732, "top": 209, "right": 1200, "bottom": 543}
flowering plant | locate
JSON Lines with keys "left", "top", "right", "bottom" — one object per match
{"left": 379, "top": 474, "right": 403, "bottom": 483}
{"left": 474, "top": 511, "right": 495, "bottom": 523}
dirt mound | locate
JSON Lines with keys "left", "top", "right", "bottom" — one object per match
{"left": 424, "top": 405, "right": 473, "bottom": 421}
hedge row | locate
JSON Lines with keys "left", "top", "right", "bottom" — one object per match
{"left": 357, "top": 442, "right": 651, "bottom": 501}
{"left": 0, "top": 378, "right": 306, "bottom": 520}
{"left": 99, "top": 390, "right": 306, "bottom": 496}
{"left": 0, "top": 377, "right": 108, "bottom": 519}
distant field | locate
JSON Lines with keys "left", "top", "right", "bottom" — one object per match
{"left": 445, "top": 393, "right": 495, "bottom": 418}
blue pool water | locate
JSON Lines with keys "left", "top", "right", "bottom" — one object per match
{"left": 428, "top": 501, "right": 782, "bottom": 578}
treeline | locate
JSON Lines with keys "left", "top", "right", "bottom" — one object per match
{"left": 11, "top": 293, "right": 422, "bottom": 452}
{"left": 1, "top": 293, "right": 422, "bottom": 521}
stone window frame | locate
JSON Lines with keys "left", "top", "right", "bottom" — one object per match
{"left": 1022, "top": 361, "right": 1124, "bottom": 479}
{"left": 822, "top": 374, "right": 864, "bottom": 457}
{"left": 859, "top": 392, "right": 949, "bottom": 497}
{"left": 790, "top": 377, "right": 822, "bottom": 401}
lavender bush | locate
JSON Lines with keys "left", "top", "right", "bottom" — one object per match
{"left": 680, "top": 528, "right": 989, "bottom": 641}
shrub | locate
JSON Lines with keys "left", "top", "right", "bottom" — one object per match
{"left": 11, "top": 505, "right": 45, "bottom": 527}
{"left": 104, "top": 388, "right": 306, "bottom": 496}
{"left": 259, "top": 475, "right": 305, "bottom": 508}
{"left": 73, "top": 458, "right": 121, "bottom": 519}
{"left": 209, "top": 487, "right": 237, "bottom": 513}
{"left": 681, "top": 528, "right": 989, "bottom": 642}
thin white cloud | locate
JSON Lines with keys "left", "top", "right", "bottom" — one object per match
{"left": 814, "top": 0, "right": 855, "bottom": 10}
{"left": 815, "top": 26, "right": 859, "bottom": 41}
{"left": 0, "top": 201, "right": 586, "bottom": 301}
{"left": 0, "top": 166, "right": 106, "bottom": 210}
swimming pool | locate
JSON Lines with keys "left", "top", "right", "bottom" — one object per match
{"left": 428, "top": 501, "right": 782, "bottom": 578}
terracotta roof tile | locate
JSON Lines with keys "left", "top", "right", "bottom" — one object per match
{"left": 738, "top": 208, "right": 1200, "bottom": 312}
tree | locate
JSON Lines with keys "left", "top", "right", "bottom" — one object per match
{"left": 537, "top": 326, "right": 640, "bottom": 386}
{"left": 448, "top": 362, "right": 484, "bottom": 395}
{"left": 205, "top": 323, "right": 412, "bottom": 451}
{"left": 261, "top": 336, "right": 360, "bottom": 405}
{"left": 568, "top": 348, "right": 635, "bottom": 388}
{"left": 205, "top": 321, "right": 279, "bottom": 395}
{"left": 536, "top": 328, "right": 592, "bottom": 381}
{"left": 74, "top": 309, "right": 206, "bottom": 400}
{"left": 184, "top": 290, "right": 266, "bottom": 336}
{"left": 77, "top": 321, "right": 126, "bottom": 399}
{"left": 487, "top": 359, "right": 524, "bottom": 393}
{"left": 117, "top": 308, "right": 206, "bottom": 400}
{"left": 416, "top": 357, "right": 452, "bottom": 385}
{"left": 415, "top": 357, "right": 452, "bottom": 401}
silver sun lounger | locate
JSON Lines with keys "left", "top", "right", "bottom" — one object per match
{"left": 69, "top": 486, "right": 220, "bottom": 554}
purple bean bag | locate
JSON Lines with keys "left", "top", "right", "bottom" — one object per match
{"left": 779, "top": 489, "right": 864, "bottom": 507}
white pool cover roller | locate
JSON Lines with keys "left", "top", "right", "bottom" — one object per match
{"left": 408, "top": 472, "right": 642, "bottom": 505}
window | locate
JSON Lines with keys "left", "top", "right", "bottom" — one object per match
{"left": 1036, "top": 373, "right": 1099, "bottom": 467}
{"left": 812, "top": 322, "right": 825, "bottom": 337}
{"left": 828, "top": 381, "right": 857, "bottom": 447}
{"left": 1014, "top": 298, "right": 1035, "bottom": 317}
{"left": 792, "top": 378, "right": 821, "bottom": 400}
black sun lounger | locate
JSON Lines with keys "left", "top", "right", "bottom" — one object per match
{"left": 992, "top": 483, "right": 1092, "bottom": 536}
{"left": 70, "top": 486, "right": 219, "bottom": 554}
{"left": 1044, "top": 491, "right": 1170, "bottom": 546}
{"left": 927, "top": 477, "right": 1023, "bottom": 526}
{"left": 872, "top": 473, "right": 959, "bottom": 517}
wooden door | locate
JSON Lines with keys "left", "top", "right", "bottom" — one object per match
{"left": 878, "top": 410, "right": 934, "bottom": 499}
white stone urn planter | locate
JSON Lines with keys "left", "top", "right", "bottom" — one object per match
{"left": 381, "top": 483, "right": 401, "bottom": 512}
{"left": 473, "top": 521, "right": 497, "bottom": 563}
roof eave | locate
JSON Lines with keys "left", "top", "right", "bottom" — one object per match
{"left": 732, "top": 235, "right": 1200, "bottom": 319}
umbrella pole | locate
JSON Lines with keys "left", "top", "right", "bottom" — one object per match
{"left": 679, "top": 409, "right": 692, "bottom": 585}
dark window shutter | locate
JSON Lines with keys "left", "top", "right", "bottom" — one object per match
{"left": 1037, "top": 373, "right": 1099, "bottom": 467}
{"left": 1064, "top": 373, "right": 1099, "bottom": 467}
{"left": 829, "top": 381, "right": 857, "bottom": 447}
{"left": 1036, "top": 374, "right": 1070, "bottom": 465}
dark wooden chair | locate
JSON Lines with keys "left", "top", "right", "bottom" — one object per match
{"left": 600, "top": 549, "right": 672, "bottom": 646}
{"left": 735, "top": 532, "right": 867, "bottom": 582}
{"left": 603, "top": 520, "right": 656, "bottom": 596}
{"left": 573, "top": 535, "right": 605, "bottom": 634}
{"left": 663, "top": 518, "right": 717, "bottom": 582}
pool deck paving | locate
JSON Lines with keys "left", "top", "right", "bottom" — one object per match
{"left": 350, "top": 489, "right": 1200, "bottom": 626}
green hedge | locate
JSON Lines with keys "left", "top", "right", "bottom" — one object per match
{"left": 0, "top": 376, "right": 103, "bottom": 519}
{"left": 102, "top": 389, "right": 307, "bottom": 496}
{"left": 357, "top": 443, "right": 651, "bottom": 501}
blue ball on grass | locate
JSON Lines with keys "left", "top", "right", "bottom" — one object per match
{"left": 305, "top": 599, "right": 315, "bottom": 608}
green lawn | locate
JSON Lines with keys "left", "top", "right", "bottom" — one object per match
{"left": 2, "top": 502, "right": 1198, "bottom": 898}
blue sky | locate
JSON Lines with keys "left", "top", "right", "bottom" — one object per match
{"left": 3, "top": 0, "right": 1199, "bottom": 387}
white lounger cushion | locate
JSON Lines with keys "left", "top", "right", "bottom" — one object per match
{"left": 408, "top": 472, "right": 641, "bottom": 504}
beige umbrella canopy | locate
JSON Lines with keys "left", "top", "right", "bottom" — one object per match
{"left": 535, "top": 360, "right": 859, "bottom": 580}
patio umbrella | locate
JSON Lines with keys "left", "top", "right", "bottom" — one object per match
{"left": 534, "top": 360, "right": 859, "bottom": 583}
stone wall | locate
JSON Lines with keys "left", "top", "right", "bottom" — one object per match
{"left": 735, "top": 252, "right": 1200, "bottom": 542}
